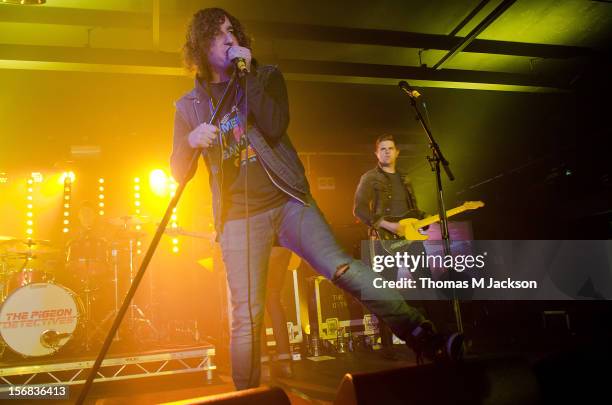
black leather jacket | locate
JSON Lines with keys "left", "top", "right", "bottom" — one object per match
{"left": 170, "top": 65, "right": 310, "bottom": 234}
{"left": 353, "top": 165, "right": 424, "bottom": 230}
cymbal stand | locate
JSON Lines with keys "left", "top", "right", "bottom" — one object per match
{"left": 127, "top": 235, "right": 158, "bottom": 339}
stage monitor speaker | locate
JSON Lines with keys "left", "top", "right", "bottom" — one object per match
{"left": 334, "top": 356, "right": 540, "bottom": 405}
{"left": 163, "top": 386, "right": 290, "bottom": 405}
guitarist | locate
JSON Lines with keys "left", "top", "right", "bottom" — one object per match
{"left": 353, "top": 134, "right": 430, "bottom": 354}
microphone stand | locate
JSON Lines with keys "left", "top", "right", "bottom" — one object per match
{"left": 75, "top": 71, "right": 239, "bottom": 405}
{"left": 401, "top": 89, "right": 464, "bottom": 335}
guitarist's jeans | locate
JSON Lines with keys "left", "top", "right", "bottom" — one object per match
{"left": 220, "top": 197, "right": 426, "bottom": 390}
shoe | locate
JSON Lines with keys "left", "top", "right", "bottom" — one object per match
{"left": 408, "top": 321, "right": 464, "bottom": 365}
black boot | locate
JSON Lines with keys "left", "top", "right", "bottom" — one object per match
{"left": 407, "top": 321, "right": 464, "bottom": 365}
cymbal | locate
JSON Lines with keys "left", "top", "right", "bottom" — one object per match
{"left": 0, "top": 235, "right": 19, "bottom": 242}
{"left": 6, "top": 245, "right": 60, "bottom": 256}
{"left": 107, "top": 215, "right": 150, "bottom": 226}
{"left": 0, "top": 238, "right": 53, "bottom": 248}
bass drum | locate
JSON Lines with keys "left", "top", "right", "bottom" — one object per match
{"left": 0, "top": 283, "right": 82, "bottom": 357}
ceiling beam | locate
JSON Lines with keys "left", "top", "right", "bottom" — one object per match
{"left": 0, "top": 43, "right": 178, "bottom": 66}
{"left": 433, "top": 0, "right": 517, "bottom": 70}
{"left": 0, "top": 44, "right": 569, "bottom": 91}
{"left": 448, "top": 0, "right": 491, "bottom": 37}
{"left": 0, "top": 5, "right": 150, "bottom": 28}
{"left": 0, "top": 6, "right": 596, "bottom": 60}
{"left": 278, "top": 59, "right": 569, "bottom": 90}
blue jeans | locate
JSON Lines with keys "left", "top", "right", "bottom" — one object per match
{"left": 220, "top": 198, "right": 425, "bottom": 389}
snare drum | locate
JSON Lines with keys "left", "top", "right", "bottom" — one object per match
{"left": 0, "top": 283, "right": 82, "bottom": 357}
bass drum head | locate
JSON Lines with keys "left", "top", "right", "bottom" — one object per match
{"left": 0, "top": 283, "right": 81, "bottom": 357}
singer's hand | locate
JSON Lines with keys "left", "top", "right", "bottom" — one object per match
{"left": 227, "top": 46, "right": 252, "bottom": 72}
{"left": 188, "top": 123, "right": 219, "bottom": 149}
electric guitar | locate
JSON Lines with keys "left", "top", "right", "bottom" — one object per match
{"left": 373, "top": 201, "right": 484, "bottom": 254}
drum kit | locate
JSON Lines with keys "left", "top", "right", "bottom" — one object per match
{"left": 0, "top": 214, "right": 158, "bottom": 359}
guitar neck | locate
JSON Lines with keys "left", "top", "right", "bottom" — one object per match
{"left": 417, "top": 206, "right": 469, "bottom": 228}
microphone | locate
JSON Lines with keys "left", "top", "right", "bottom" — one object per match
{"left": 398, "top": 81, "right": 421, "bottom": 99}
{"left": 233, "top": 57, "right": 249, "bottom": 74}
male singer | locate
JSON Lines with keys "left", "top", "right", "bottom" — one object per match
{"left": 170, "top": 7, "right": 462, "bottom": 390}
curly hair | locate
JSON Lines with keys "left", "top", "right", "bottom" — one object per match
{"left": 182, "top": 8, "right": 251, "bottom": 79}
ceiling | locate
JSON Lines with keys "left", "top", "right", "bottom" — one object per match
{"left": 1, "top": 0, "right": 611, "bottom": 92}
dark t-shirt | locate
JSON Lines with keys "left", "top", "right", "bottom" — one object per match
{"left": 208, "top": 81, "right": 287, "bottom": 221}
{"left": 389, "top": 172, "right": 410, "bottom": 217}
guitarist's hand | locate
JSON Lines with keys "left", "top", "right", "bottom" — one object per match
{"left": 379, "top": 220, "right": 404, "bottom": 237}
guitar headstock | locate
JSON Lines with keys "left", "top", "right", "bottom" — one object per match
{"left": 462, "top": 201, "right": 485, "bottom": 210}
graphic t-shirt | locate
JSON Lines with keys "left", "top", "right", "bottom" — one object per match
{"left": 207, "top": 81, "right": 287, "bottom": 221}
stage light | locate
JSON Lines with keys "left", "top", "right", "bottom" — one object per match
{"left": 1, "top": 1, "right": 47, "bottom": 5}
{"left": 169, "top": 179, "right": 177, "bottom": 198}
{"left": 25, "top": 177, "right": 34, "bottom": 238}
{"left": 0, "top": 172, "right": 8, "bottom": 184}
{"left": 97, "top": 178, "right": 105, "bottom": 216}
{"left": 62, "top": 175, "right": 72, "bottom": 234}
{"left": 149, "top": 169, "right": 169, "bottom": 196}
{"left": 60, "top": 171, "right": 75, "bottom": 184}
{"left": 31, "top": 172, "right": 43, "bottom": 183}
{"left": 133, "top": 176, "right": 143, "bottom": 251}
{"left": 170, "top": 206, "right": 179, "bottom": 253}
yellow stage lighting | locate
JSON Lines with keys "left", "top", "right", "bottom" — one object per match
{"left": 149, "top": 169, "right": 168, "bottom": 196}
{"left": 31, "top": 172, "right": 43, "bottom": 183}
{"left": 60, "top": 171, "right": 75, "bottom": 184}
